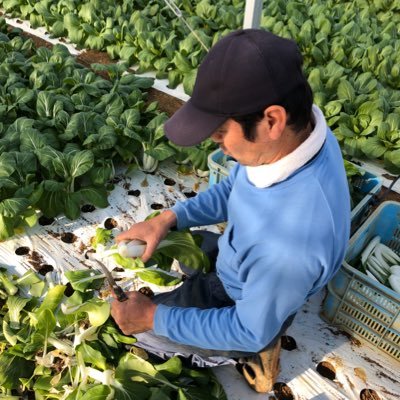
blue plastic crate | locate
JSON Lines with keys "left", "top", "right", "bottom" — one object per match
{"left": 207, "top": 149, "right": 234, "bottom": 186}
{"left": 321, "top": 201, "right": 400, "bottom": 361}
{"left": 350, "top": 166, "right": 382, "bottom": 229}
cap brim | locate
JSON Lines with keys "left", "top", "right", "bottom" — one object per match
{"left": 164, "top": 100, "right": 227, "bottom": 146}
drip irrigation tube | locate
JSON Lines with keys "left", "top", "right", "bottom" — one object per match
{"left": 163, "top": 0, "right": 209, "bottom": 52}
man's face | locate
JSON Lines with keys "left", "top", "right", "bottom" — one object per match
{"left": 210, "top": 117, "right": 282, "bottom": 167}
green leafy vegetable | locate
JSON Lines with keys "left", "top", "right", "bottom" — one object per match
{"left": 0, "top": 265, "right": 226, "bottom": 398}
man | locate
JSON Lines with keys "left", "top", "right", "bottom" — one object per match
{"left": 111, "top": 29, "right": 351, "bottom": 393}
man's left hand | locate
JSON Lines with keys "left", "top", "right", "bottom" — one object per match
{"left": 111, "top": 291, "right": 157, "bottom": 335}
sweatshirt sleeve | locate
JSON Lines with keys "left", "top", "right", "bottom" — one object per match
{"left": 153, "top": 242, "right": 320, "bottom": 352}
{"left": 171, "top": 164, "right": 238, "bottom": 230}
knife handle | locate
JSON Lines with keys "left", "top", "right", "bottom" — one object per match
{"left": 113, "top": 286, "right": 129, "bottom": 302}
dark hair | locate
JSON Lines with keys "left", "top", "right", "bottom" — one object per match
{"left": 232, "top": 81, "right": 314, "bottom": 142}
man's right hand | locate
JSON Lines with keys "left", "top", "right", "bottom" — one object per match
{"left": 116, "top": 210, "right": 177, "bottom": 262}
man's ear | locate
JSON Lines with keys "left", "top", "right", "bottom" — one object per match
{"left": 263, "top": 105, "right": 287, "bottom": 140}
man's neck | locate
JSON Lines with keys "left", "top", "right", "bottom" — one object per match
{"left": 271, "top": 122, "right": 313, "bottom": 163}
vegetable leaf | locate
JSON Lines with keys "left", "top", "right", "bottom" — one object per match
{"left": 0, "top": 353, "right": 35, "bottom": 389}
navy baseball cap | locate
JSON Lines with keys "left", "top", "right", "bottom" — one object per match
{"left": 164, "top": 29, "right": 307, "bottom": 146}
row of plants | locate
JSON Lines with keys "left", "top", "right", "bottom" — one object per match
{"left": 262, "top": 0, "right": 400, "bottom": 172}
{"left": 0, "top": 0, "right": 242, "bottom": 94}
{"left": 1, "top": 0, "right": 399, "bottom": 171}
{"left": 0, "top": 19, "right": 214, "bottom": 240}
{"left": 0, "top": 258, "right": 225, "bottom": 399}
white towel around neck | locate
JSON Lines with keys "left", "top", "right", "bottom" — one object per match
{"left": 246, "top": 105, "right": 327, "bottom": 188}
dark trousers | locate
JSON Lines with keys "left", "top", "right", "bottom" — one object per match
{"left": 134, "top": 231, "right": 295, "bottom": 368}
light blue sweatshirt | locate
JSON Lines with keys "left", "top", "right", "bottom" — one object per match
{"left": 154, "top": 129, "right": 350, "bottom": 352}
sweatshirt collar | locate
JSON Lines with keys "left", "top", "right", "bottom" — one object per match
{"left": 245, "top": 105, "right": 327, "bottom": 188}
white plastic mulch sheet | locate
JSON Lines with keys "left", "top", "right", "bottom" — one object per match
{"left": 0, "top": 163, "right": 209, "bottom": 289}
{"left": 216, "top": 289, "right": 400, "bottom": 400}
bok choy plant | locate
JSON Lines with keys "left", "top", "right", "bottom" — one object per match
{"left": 0, "top": 265, "right": 226, "bottom": 399}
{"left": 89, "top": 214, "right": 210, "bottom": 287}
{"left": 170, "top": 139, "right": 217, "bottom": 177}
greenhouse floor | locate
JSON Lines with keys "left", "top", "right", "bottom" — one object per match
{"left": 1, "top": 162, "right": 399, "bottom": 400}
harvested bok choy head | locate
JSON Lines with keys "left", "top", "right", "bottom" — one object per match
{"left": 359, "top": 235, "right": 400, "bottom": 293}
{"left": 389, "top": 274, "right": 400, "bottom": 294}
{"left": 90, "top": 211, "right": 210, "bottom": 287}
{"left": 117, "top": 240, "right": 146, "bottom": 258}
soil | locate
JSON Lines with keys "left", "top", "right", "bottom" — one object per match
{"left": 60, "top": 232, "right": 77, "bottom": 243}
{"left": 281, "top": 335, "right": 297, "bottom": 351}
{"left": 81, "top": 204, "right": 96, "bottom": 213}
{"left": 38, "top": 216, "right": 55, "bottom": 226}
{"left": 28, "top": 251, "right": 44, "bottom": 267}
{"left": 76, "top": 49, "right": 113, "bottom": 67}
{"left": 128, "top": 189, "right": 141, "bottom": 197}
{"left": 360, "top": 389, "right": 381, "bottom": 400}
{"left": 104, "top": 218, "right": 118, "bottom": 230}
{"left": 374, "top": 186, "right": 400, "bottom": 205}
{"left": 150, "top": 203, "right": 165, "bottom": 210}
{"left": 164, "top": 178, "right": 176, "bottom": 186}
{"left": 273, "top": 382, "right": 295, "bottom": 400}
{"left": 37, "top": 264, "right": 54, "bottom": 276}
{"left": 24, "top": 32, "right": 52, "bottom": 49}
{"left": 147, "top": 87, "right": 184, "bottom": 117}
{"left": 316, "top": 361, "right": 336, "bottom": 380}
{"left": 15, "top": 246, "right": 30, "bottom": 256}
{"left": 27, "top": 251, "right": 54, "bottom": 275}
{"left": 64, "top": 282, "right": 74, "bottom": 297}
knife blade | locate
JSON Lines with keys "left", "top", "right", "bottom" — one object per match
{"left": 95, "top": 260, "right": 128, "bottom": 302}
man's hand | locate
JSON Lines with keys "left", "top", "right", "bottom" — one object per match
{"left": 117, "top": 210, "right": 177, "bottom": 262}
{"left": 111, "top": 291, "right": 157, "bottom": 335}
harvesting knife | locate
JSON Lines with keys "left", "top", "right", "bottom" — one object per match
{"left": 95, "top": 260, "right": 128, "bottom": 302}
